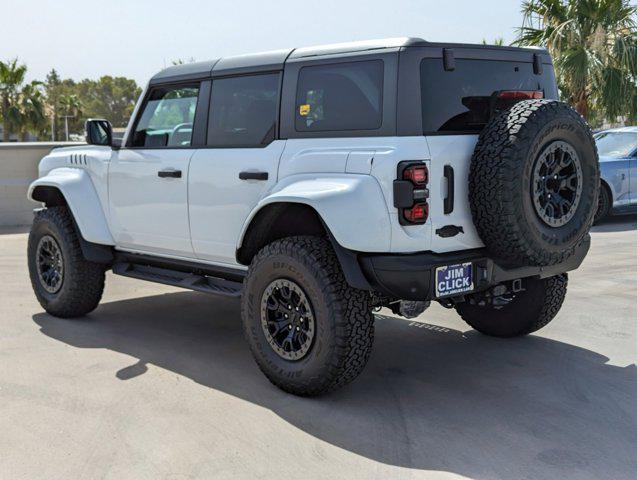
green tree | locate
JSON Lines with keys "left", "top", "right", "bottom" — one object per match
{"left": 482, "top": 38, "right": 506, "bottom": 46}
{"left": 44, "top": 71, "right": 80, "bottom": 140}
{"left": 17, "top": 81, "right": 46, "bottom": 141}
{"left": 75, "top": 76, "right": 141, "bottom": 129}
{"left": 171, "top": 57, "right": 196, "bottom": 65}
{"left": 59, "top": 93, "right": 82, "bottom": 140}
{"left": 516, "top": 0, "right": 637, "bottom": 124}
{"left": 0, "top": 58, "right": 27, "bottom": 141}
{"left": 44, "top": 69, "right": 62, "bottom": 140}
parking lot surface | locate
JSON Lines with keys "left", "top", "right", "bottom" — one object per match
{"left": 1, "top": 218, "right": 636, "bottom": 480}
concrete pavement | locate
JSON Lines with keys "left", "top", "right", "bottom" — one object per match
{"left": 1, "top": 217, "right": 636, "bottom": 479}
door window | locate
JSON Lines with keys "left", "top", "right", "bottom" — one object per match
{"left": 295, "top": 60, "right": 383, "bottom": 132}
{"left": 207, "top": 73, "right": 280, "bottom": 147}
{"left": 131, "top": 84, "right": 200, "bottom": 148}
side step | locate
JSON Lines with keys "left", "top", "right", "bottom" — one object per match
{"left": 112, "top": 262, "right": 243, "bottom": 297}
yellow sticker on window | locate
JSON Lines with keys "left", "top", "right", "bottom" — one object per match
{"left": 299, "top": 104, "right": 311, "bottom": 116}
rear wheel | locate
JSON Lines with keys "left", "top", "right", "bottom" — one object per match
{"left": 241, "top": 236, "right": 374, "bottom": 396}
{"left": 456, "top": 274, "right": 568, "bottom": 338}
{"left": 28, "top": 207, "right": 105, "bottom": 318}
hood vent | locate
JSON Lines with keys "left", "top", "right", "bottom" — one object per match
{"left": 69, "top": 153, "right": 87, "bottom": 166}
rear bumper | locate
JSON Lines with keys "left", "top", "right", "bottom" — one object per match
{"left": 358, "top": 235, "right": 590, "bottom": 301}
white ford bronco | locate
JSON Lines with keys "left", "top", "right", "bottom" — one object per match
{"left": 27, "top": 38, "right": 599, "bottom": 396}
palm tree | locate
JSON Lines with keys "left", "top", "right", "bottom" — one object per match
{"left": 17, "top": 81, "right": 46, "bottom": 141}
{"left": 516, "top": 0, "right": 637, "bottom": 123}
{"left": 482, "top": 38, "right": 506, "bottom": 46}
{"left": 0, "top": 58, "right": 27, "bottom": 141}
{"left": 59, "top": 94, "right": 82, "bottom": 141}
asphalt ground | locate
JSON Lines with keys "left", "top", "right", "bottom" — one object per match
{"left": 1, "top": 216, "right": 636, "bottom": 479}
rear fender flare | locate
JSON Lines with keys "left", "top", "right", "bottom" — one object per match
{"left": 238, "top": 174, "right": 392, "bottom": 253}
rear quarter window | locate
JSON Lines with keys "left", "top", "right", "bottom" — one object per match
{"left": 420, "top": 58, "right": 558, "bottom": 134}
{"left": 295, "top": 60, "right": 384, "bottom": 132}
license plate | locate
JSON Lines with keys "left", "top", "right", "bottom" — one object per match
{"left": 435, "top": 262, "right": 474, "bottom": 298}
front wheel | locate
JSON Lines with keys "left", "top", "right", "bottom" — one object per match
{"left": 241, "top": 236, "right": 374, "bottom": 396}
{"left": 455, "top": 274, "right": 568, "bottom": 338}
{"left": 28, "top": 207, "right": 105, "bottom": 318}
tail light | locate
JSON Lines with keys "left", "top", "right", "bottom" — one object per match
{"left": 403, "top": 165, "right": 428, "bottom": 185}
{"left": 394, "top": 162, "right": 429, "bottom": 225}
{"left": 404, "top": 203, "right": 428, "bottom": 223}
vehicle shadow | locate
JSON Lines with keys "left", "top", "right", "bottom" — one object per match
{"left": 32, "top": 292, "right": 636, "bottom": 479}
{"left": 591, "top": 213, "right": 637, "bottom": 233}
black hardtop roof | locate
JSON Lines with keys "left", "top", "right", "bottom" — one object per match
{"left": 149, "top": 37, "right": 549, "bottom": 85}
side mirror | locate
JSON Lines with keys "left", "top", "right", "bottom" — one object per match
{"left": 85, "top": 119, "right": 113, "bottom": 146}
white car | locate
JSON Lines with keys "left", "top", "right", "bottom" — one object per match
{"left": 27, "top": 38, "right": 599, "bottom": 395}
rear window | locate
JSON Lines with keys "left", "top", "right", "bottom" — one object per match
{"left": 420, "top": 58, "right": 558, "bottom": 134}
{"left": 295, "top": 60, "right": 383, "bottom": 132}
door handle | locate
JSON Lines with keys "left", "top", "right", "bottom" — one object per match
{"left": 239, "top": 171, "right": 268, "bottom": 181}
{"left": 158, "top": 169, "right": 182, "bottom": 178}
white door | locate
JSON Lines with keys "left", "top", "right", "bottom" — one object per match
{"left": 109, "top": 83, "right": 201, "bottom": 257}
{"left": 188, "top": 73, "right": 283, "bottom": 265}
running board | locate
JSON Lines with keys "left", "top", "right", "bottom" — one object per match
{"left": 112, "top": 262, "right": 243, "bottom": 297}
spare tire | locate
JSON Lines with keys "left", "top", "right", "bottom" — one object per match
{"left": 469, "top": 100, "right": 599, "bottom": 266}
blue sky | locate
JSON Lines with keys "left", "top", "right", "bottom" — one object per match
{"left": 4, "top": 0, "right": 528, "bottom": 85}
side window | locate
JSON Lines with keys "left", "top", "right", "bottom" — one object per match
{"left": 131, "top": 84, "right": 199, "bottom": 148}
{"left": 295, "top": 60, "right": 383, "bottom": 132}
{"left": 208, "top": 73, "right": 279, "bottom": 147}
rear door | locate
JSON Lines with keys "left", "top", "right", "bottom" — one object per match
{"left": 109, "top": 82, "right": 207, "bottom": 257}
{"left": 188, "top": 73, "right": 283, "bottom": 265}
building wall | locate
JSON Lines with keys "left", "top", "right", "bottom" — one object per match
{"left": 0, "top": 143, "right": 83, "bottom": 226}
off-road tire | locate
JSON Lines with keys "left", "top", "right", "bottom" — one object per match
{"left": 470, "top": 100, "right": 599, "bottom": 267}
{"left": 456, "top": 274, "right": 568, "bottom": 338}
{"left": 241, "top": 236, "right": 374, "bottom": 396}
{"left": 28, "top": 207, "right": 105, "bottom": 318}
{"left": 594, "top": 182, "right": 612, "bottom": 224}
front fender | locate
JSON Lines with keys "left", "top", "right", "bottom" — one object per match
{"left": 240, "top": 174, "right": 392, "bottom": 252}
{"left": 28, "top": 168, "right": 114, "bottom": 245}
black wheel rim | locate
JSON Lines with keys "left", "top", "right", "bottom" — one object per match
{"left": 260, "top": 279, "right": 315, "bottom": 361}
{"left": 36, "top": 235, "right": 64, "bottom": 294}
{"left": 532, "top": 140, "right": 583, "bottom": 227}
{"left": 595, "top": 188, "right": 608, "bottom": 222}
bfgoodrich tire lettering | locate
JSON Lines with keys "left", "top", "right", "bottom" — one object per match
{"left": 241, "top": 236, "right": 374, "bottom": 396}
{"left": 28, "top": 207, "right": 105, "bottom": 318}
{"left": 469, "top": 100, "right": 599, "bottom": 266}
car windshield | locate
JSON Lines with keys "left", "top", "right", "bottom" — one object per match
{"left": 594, "top": 131, "right": 637, "bottom": 158}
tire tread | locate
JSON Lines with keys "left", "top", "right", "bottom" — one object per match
{"left": 28, "top": 207, "right": 105, "bottom": 318}
{"left": 241, "top": 236, "right": 374, "bottom": 396}
{"left": 470, "top": 100, "right": 598, "bottom": 266}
